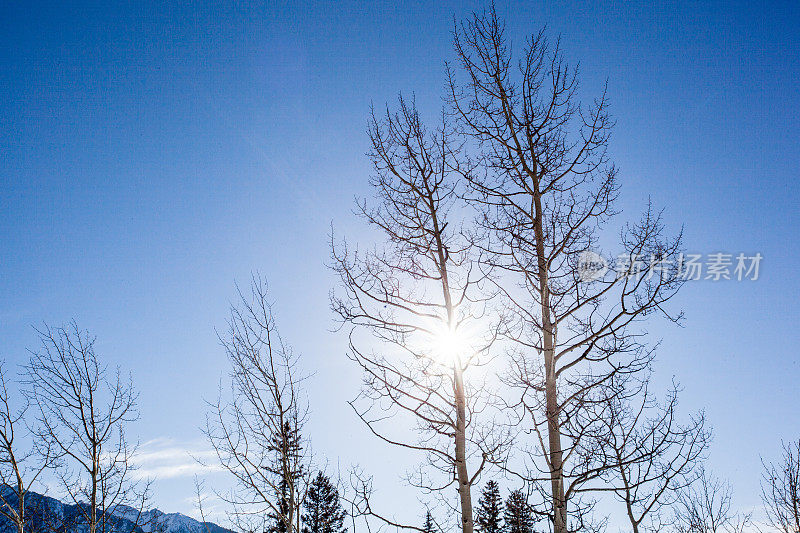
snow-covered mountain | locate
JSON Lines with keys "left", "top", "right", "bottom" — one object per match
{"left": 113, "top": 504, "right": 232, "bottom": 533}
{"left": 0, "top": 488, "right": 232, "bottom": 533}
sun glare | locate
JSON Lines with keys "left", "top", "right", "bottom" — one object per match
{"left": 429, "top": 323, "right": 471, "bottom": 365}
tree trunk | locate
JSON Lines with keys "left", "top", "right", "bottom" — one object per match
{"left": 431, "top": 183, "right": 474, "bottom": 533}
{"left": 286, "top": 448, "right": 294, "bottom": 533}
{"left": 17, "top": 477, "right": 25, "bottom": 533}
{"left": 91, "top": 461, "right": 98, "bottom": 533}
{"left": 454, "top": 361, "right": 474, "bottom": 533}
{"left": 544, "top": 332, "right": 566, "bottom": 533}
{"left": 532, "top": 177, "right": 567, "bottom": 533}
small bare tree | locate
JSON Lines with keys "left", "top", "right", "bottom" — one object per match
{"left": 331, "top": 97, "right": 504, "bottom": 533}
{"left": 26, "top": 322, "right": 149, "bottom": 533}
{"left": 446, "top": 7, "right": 684, "bottom": 531}
{"left": 193, "top": 476, "right": 215, "bottom": 533}
{"left": 599, "top": 377, "right": 709, "bottom": 533}
{"left": 0, "top": 363, "right": 54, "bottom": 533}
{"left": 673, "top": 468, "right": 750, "bottom": 533}
{"left": 205, "top": 277, "right": 310, "bottom": 533}
{"left": 761, "top": 440, "right": 800, "bottom": 533}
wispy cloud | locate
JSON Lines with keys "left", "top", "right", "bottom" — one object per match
{"left": 132, "top": 438, "right": 224, "bottom": 480}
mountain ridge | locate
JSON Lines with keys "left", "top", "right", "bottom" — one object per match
{"left": 0, "top": 488, "right": 233, "bottom": 533}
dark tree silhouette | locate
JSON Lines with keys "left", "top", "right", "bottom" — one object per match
{"left": 269, "top": 420, "right": 306, "bottom": 533}
{"left": 422, "top": 511, "right": 436, "bottom": 533}
{"left": 761, "top": 440, "right": 800, "bottom": 533}
{"left": 331, "top": 95, "right": 504, "bottom": 533}
{"left": 504, "top": 490, "right": 534, "bottom": 533}
{"left": 599, "top": 377, "right": 709, "bottom": 533}
{"left": 447, "top": 6, "right": 684, "bottom": 531}
{"left": 302, "top": 472, "right": 346, "bottom": 533}
{"left": 0, "top": 364, "right": 54, "bottom": 533}
{"left": 476, "top": 481, "right": 503, "bottom": 533}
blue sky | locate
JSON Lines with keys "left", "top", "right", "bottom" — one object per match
{"left": 1, "top": 0, "right": 799, "bottom": 527}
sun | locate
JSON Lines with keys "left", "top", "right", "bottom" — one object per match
{"left": 429, "top": 322, "right": 471, "bottom": 365}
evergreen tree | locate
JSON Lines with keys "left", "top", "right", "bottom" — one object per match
{"left": 301, "top": 472, "right": 347, "bottom": 533}
{"left": 422, "top": 511, "right": 435, "bottom": 533}
{"left": 504, "top": 490, "right": 534, "bottom": 533}
{"left": 475, "top": 481, "right": 503, "bottom": 533}
{"left": 267, "top": 418, "right": 305, "bottom": 533}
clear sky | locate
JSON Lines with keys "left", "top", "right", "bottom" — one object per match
{"left": 1, "top": 0, "right": 799, "bottom": 528}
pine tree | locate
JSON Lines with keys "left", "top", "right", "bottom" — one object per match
{"left": 422, "top": 511, "right": 435, "bottom": 533}
{"left": 504, "top": 490, "right": 534, "bottom": 533}
{"left": 475, "top": 481, "right": 503, "bottom": 533}
{"left": 301, "top": 471, "right": 347, "bottom": 533}
{"left": 267, "top": 418, "right": 305, "bottom": 533}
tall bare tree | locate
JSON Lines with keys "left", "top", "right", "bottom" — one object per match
{"left": 599, "top": 378, "right": 709, "bottom": 533}
{"left": 0, "top": 364, "right": 54, "bottom": 533}
{"left": 761, "top": 440, "right": 800, "bottom": 533}
{"left": 205, "top": 277, "right": 310, "bottom": 533}
{"left": 673, "top": 468, "right": 750, "bottom": 533}
{"left": 26, "top": 322, "right": 149, "bottom": 533}
{"left": 331, "top": 97, "right": 503, "bottom": 533}
{"left": 446, "top": 7, "right": 684, "bottom": 531}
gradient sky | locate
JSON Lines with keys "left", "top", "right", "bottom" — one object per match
{"left": 1, "top": 0, "right": 799, "bottom": 528}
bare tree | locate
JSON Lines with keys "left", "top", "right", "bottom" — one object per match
{"left": 599, "top": 377, "right": 709, "bottom": 533}
{"left": 446, "top": 7, "right": 684, "bottom": 531}
{"left": 205, "top": 277, "right": 310, "bottom": 533}
{"left": 193, "top": 476, "right": 215, "bottom": 533}
{"left": 0, "top": 363, "right": 54, "bottom": 533}
{"left": 761, "top": 440, "right": 800, "bottom": 533}
{"left": 331, "top": 96, "right": 504, "bottom": 533}
{"left": 673, "top": 468, "right": 750, "bottom": 533}
{"left": 26, "top": 322, "right": 149, "bottom": 533}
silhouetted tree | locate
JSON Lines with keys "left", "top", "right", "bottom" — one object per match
{"left": 0, "top": 364, "right": 55, "bottom": 533}
{"left": 331, "top": 95, "right": 504, "bottom": 533}
{"left": 302, "top": 472, "right": 346, "bottom": 533}
{"left": 476, "top": 481, "right": 503, "bottom": 533}
{"left": 673, "top": 469, "right": 750, "bottom": 533}
{"left": 269, "top": 419, "right": 305, "bottom": 533}
{"left": 761, "top": 440, "right": 800, "bottom": 533}
{"left": 600, "top": 378, "right": 709, "bottom": 533}
{"left": 422, "top": 512, "right": 435, "bottom": 533}
{"left": 504, "top": 490, "right": 534, "bottom": 533}
{"left": 27, "top": 322, "right": 149, "bottom": 533}
{"left": 448, "top": 6, "right": 684, "bottom": 532}
{"left": 205, "top": 277, "right": 310, "bottom": 533}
